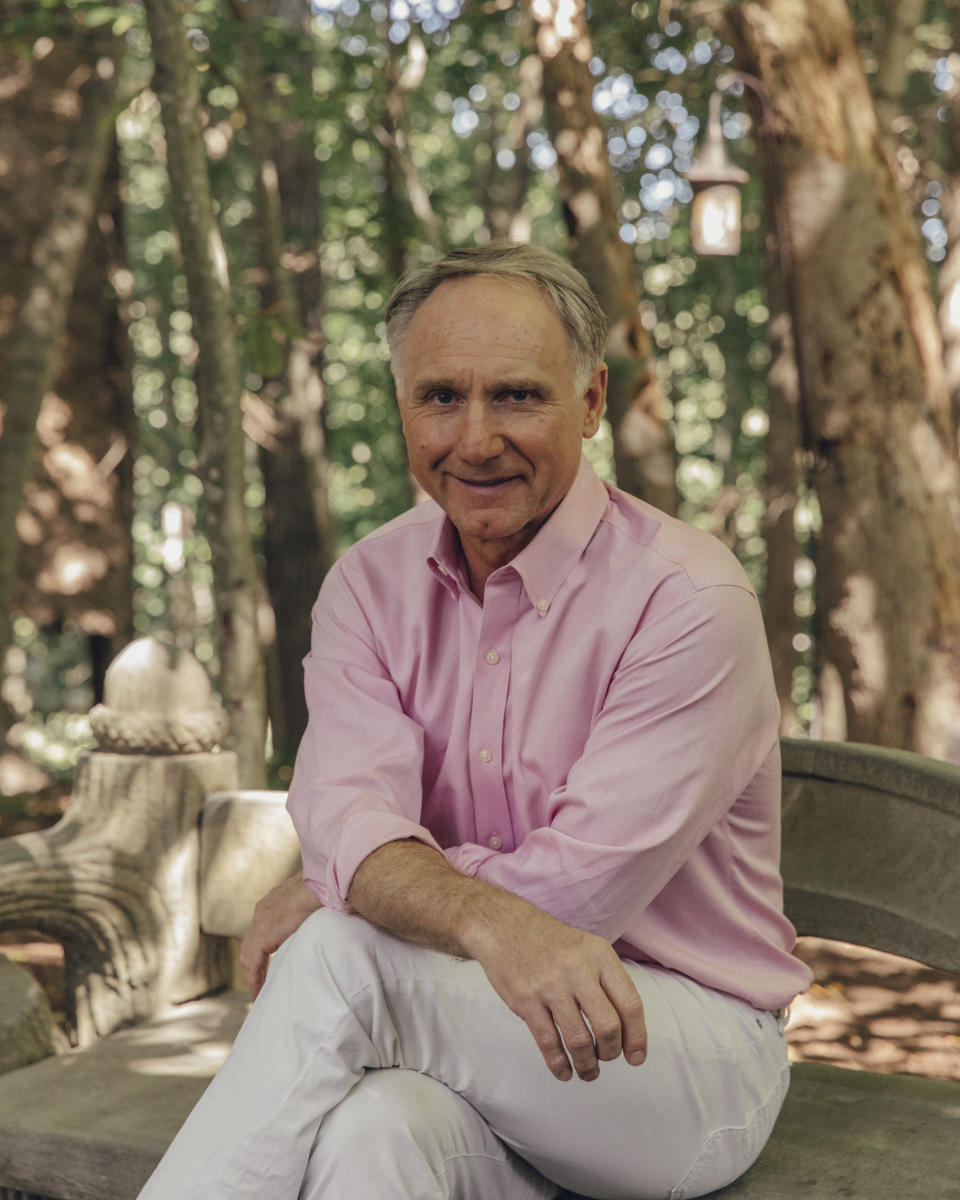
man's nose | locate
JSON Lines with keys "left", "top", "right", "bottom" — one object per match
{"left": 456, "top": 398, "right": 505, "bottom": 463}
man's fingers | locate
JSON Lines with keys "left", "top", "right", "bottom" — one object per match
{"left": 525, "top": 1007, "right": 574, "bottom": 1081}
{"left": 554, "top": 999, "right": 604, "bottom": 1080}
{"left": 238, "top": 938, "right": 267, "bottom": 998}
{"left": 586, "top": 1004, "right": 624, "bottom": 1063}
{"left": 602, "top": 965, "right": 647, "bottom": 1065}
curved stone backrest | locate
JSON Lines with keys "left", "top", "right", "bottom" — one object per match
{"left": 780, "top": 738, "right": 960, "bottom": 974}
{"left": 199, "top": 791, "right": 302, "bottom": 938}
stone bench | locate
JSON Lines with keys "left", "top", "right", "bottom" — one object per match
{"left": 0, "top": 640, "right": 958, "bottom": 1199}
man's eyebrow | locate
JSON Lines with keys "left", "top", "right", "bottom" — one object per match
{"left": 411, "top": 376, "right": 463, "bottom": 399}
{"left": 409, "top": 374, "right": 553, "bottom": 400}
{"left": 491, "top": 377, "right": 544, "bottom": 392}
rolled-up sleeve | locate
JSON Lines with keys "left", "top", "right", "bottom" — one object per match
{"left": 286, "top": 561, "right": 443, "bottom": 911}
{"left": 444, "top": 582, "right": 780, "bottom": 944}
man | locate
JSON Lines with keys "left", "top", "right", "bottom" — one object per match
{"left": 140, "top": 245, "right": 811, "bottom": 1200}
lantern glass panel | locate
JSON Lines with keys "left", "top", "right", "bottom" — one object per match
{"left": 691, "top": 185, "right": 742, "bottom": 256}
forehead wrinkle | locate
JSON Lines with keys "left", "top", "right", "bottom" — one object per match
{"left": 399, "top": 275, "right": 579, "bottom": 399}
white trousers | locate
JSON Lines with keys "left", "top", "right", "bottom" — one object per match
{"left": 139, "top": 909, "right": 790, "bottom": 1200}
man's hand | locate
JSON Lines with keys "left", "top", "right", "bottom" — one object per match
{"left": 466, "top": 900, "right": 647, "bottom": 1083}
{"left": 239, "top": 873, "right": 322, "bottom": 998}
{"left": 347, "top": 840, "right": 647, "bottom": 1083}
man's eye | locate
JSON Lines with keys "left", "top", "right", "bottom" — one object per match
{"left": 506, "top": 389, "right": 533, "bottom": 403}
{"left": 431, "top": 391, "right": 457, "bottom": 406}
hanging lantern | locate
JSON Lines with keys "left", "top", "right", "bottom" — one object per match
{"left": 685, "top": 89, "right": 750, "bottom": 256}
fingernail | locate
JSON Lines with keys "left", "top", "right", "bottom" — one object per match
{"left": 628, "top": 1050, "right": 646, "bottom": 1065}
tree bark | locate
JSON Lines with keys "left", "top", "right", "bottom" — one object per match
{"left": 231, "top": 0, "right": 335, "bottom": 759}
{"left": 0, "top": 26, "right": 122, "bottom": 722}
{"left": 870, "top": 0, "right": 928, "bottom": 139}
{"left": 482, "top": 44, "right": 540, "bottom": 244}
{"left": 939, "top": 5, "right": 960, "bottom": 427}
{"left": 528, "top": 0, "right": 677, "bottom": 513}
{"left": 12, "top": 145, "right": 135, "bottom": 689}
{"left": 143, "top": 0, "right": 267, "bottom": 785}
{"left": 762, "top": 296, "right": 803, "bottom": 735}
{"left": 374, "top": 35, "right": 428, "bottom": 508}
{"left": 375, "top": 34, "right": 441, "bottom": 262}
{"left": 721, "top": 0, "right": 960, "bottom": 761}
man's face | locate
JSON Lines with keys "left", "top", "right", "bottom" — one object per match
{"left": 396, "top": 275, "right": 606, "bottom": 587}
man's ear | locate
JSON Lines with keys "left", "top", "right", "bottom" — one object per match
{"left": 581, "top": 364, "right": 607, "bottom": 438}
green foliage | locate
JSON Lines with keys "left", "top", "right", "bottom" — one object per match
{"left": 5, "top": 0, "right": 958, "bottom": 795}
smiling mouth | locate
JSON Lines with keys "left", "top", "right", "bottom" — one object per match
{"left": 452, "top": 476, "right": 520, "bottom": 490}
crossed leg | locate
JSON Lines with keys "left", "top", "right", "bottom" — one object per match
{"left": 138, "top": 908, "right": 789, "bottom": 1200}
{"left": 298, "top": 1068, "right": 559, "bottom": 1200}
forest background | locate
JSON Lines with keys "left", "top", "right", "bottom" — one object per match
{"left": 2, "top": 0, "right": 960, "bottom": 828}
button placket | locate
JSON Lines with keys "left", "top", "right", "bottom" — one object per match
{"left": 468, "top": 578, "right": 518, "bottom": 854}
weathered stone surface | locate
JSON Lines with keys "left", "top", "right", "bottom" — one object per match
{"left": 0, "top": 640, "right": 237, "bottom": 1046}
{"left": 200, "top": 790, "right": 300, "bottom": 938}
{"left": 702, "top": 1062, "right": 960, "bottom": 1199}
{"left": 0, "top": 991, "right": 249, "bottom": 1200}
{"left": 0, "top": 957, "right": 59, "bottom": 1075}
{"left": 88, "top": 638, "right": 228, "bottom": 755}
{"left": 780, "top": 737, "right": 960, "bottom": 974}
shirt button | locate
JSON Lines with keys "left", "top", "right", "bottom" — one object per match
{"left": 536, "top": 597, "right": 549, "bottom": 612}
{"left": 478, "top": 747, "right": 493, "bottom": 763}
{"left": 488, "top": 834, "right": 503, "bottom": 850}
{"left": 485, "top": 650, "right": 500, "bottom": 665}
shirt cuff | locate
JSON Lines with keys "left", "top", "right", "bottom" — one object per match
{"left": 443, "top": 841, "right": 499, "bottom": 878}
{"left": 324, "top": 809, "right": 446, "bottom": 911}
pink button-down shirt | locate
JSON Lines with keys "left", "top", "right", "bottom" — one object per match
{"left": 288, "top": 459, "right": 813, "bottom": 1009}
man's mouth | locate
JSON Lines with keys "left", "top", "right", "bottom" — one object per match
{"left": 452, "top": 476, "right": 520, "bottom": 491}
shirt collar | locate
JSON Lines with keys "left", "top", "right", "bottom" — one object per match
{"left": 426, "top": 457, "right": 610, "bottom": 613}
{"left": 427, "top": 509, "right": 472, "bottom": 596}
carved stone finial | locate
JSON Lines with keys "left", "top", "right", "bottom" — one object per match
{"left": 89, "top": 638, "right": 229, "bottom": 754}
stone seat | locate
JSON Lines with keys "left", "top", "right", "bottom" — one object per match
{"left": 1, "top": 997, "right": 957, "bottom": 1200}
{"left": 0, "top": 671, "right": 958, "bottom": 1200}
{"left": 0, "top": 992, "right": 249, "bottom": 1200}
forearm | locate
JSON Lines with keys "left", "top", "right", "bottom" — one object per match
{"left": 347, "top": 837, "right": 647, "bottom": 1083}
{"left": 346, "top": 838, "right": 535, "bottom": 962}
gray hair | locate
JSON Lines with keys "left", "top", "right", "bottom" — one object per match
{"left": 385, "top": 244, "right": 609, "bottom": 393}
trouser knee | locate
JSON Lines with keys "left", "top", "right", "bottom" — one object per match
{"left": 324, "top": 1069, "right": 455, "bottom": 1151}
{"left": 277, "top": 906, "right": 382, "bottom": 979}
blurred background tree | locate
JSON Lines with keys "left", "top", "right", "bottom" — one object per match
{"left": 2, "top": 0, "right": 959, "bottom": 832}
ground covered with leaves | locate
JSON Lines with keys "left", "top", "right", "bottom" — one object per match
{"left": 788, "top": 938, "right": 960, "bottom": 1081}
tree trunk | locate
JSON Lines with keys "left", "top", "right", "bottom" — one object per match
{"left": 482, "top": 42, "right": 540, "bottom": 244}
{"left": 870, "top": 0, "right": 928, "bottom": 139}
{"left": 939, "top": 4, "right": 960, "bottom": 427}
{"left": 0, "top": 26, "right": 122, "bottom": 723}
{"left": 762, "top": 293, "right": 803, "bottom": 735}
{"left": 230, "top": 0, "right": 335, "bottom": 760}
{"left": 143, "top": 0, "right": 267, "bottom": 785}
{"left": 12, "top": 145, "right": 135, "bottom": 689}
{"left": 528, "top": 0, "right": 677, "bottom": 513}
{"left": 721, "top": 0, "right": 960, "bottom": 761}
{"left": 375, "top": 36, "right": 428, "bottom": 509}
{"left": 375, "top": 35, "right": 441, "bottom": 261}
